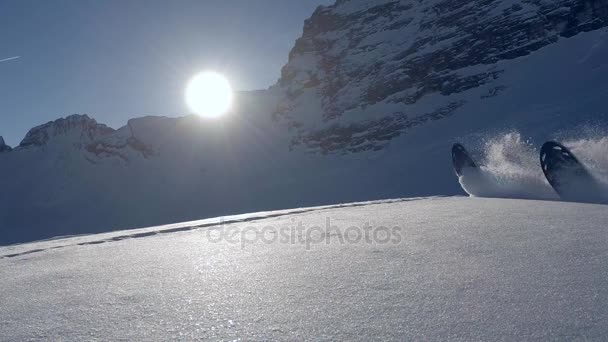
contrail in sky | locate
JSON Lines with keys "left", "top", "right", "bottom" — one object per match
{"left": 0, "top": 56, "right": 20, "bottom": 63}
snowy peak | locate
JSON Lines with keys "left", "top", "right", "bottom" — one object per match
{"left": 274, "top": 0, "right": 608, "bottom": 153}
{"left": 8, "top": 114, "right": 171, "bottom": 164}
{"left": 18, "top": 114, "right": 114, "bottom": 148}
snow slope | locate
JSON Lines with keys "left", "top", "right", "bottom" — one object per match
{"left": 2, "top": 1, "right": 608, "bottom": 244}
{"left": 1, "top": 197, "right": 608, "bottom": 340}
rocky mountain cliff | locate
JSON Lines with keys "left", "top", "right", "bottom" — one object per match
{"left": 273, "top": 0, "right": 608, "bottom": 153}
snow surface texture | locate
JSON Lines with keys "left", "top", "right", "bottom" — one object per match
{"left": 3, "top": 2, "right": 608, "bottom": 244}
{"left": 1, "top": 197, "right": 608, "bottom": 340}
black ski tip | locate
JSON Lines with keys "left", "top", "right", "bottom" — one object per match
{"left": 539, "top": 141, "right": 603, "bottom": 203}
{"left": 539, "top": 141, "right": 582, "bottom": 183}
{"left": 452, "top": 143, "right": 477, "bottom": 177}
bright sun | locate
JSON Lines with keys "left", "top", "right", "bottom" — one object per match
{"left": 185, "top": 71, "right": 233, "bottom": 118}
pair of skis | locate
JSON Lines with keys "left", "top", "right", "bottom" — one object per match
{"left": 452, "top": 141, "right": 607, "bottom": 204}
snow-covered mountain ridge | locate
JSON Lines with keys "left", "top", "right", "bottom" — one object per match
{"left": 2, "top": 0, "right": 608, "bottom": 245}
{"left": 12, "top": 114, "right": 156, "bottom": 162}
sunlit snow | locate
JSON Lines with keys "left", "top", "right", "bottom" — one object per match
{"left": 1, "top": 197, "right": 607, "bottom": 340}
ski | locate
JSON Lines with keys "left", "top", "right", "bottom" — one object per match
{"left": 452, "top": 142, "right": 560, "bottom": 201}
{"left": 540, "top": 141, "right": 606, "bottom": 204}
{"left": 452, "top": 143, "right": 478, "bottom": 177}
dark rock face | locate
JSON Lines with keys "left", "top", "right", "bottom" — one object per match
{"left": 292, "top": 101, "right": 465, "bottom": 153}
{"left": 0, "top": 136, "right": 11, "bottom": 152}
{"left": 274, "top": 0, "right": 608, "bottom": 153}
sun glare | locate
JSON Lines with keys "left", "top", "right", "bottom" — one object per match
{"left": 185, "top": 71, "right": 233, "bottom": 118}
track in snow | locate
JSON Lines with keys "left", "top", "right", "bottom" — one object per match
{"left": 0, "top": 197, "right": 421, "bottom": 259}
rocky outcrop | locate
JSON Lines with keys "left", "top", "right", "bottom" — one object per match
{"left": 292, "top": 101, "right": 465, "bottom": 153}
{"left": 0, "top": 136, "right": 11, "bottom": 152}
{"left": 274, "top": 0, "right": 608, "bottom": 153}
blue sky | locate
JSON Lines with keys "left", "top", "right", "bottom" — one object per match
{"left": 0, "top": 0, "right": 332, "bottom": 146}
